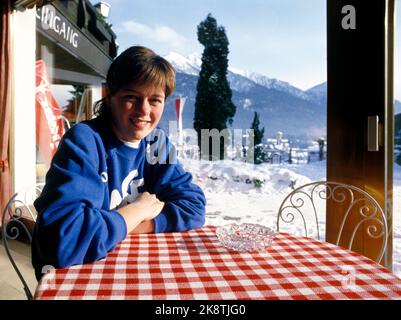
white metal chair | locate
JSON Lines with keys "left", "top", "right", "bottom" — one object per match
{"left": 276, "top": 181, "right": 388, "bottom": 263}
{"left": 1, "top": 183, "right": 44, "bottom": 299}
{"left": 60, "top": 115, "right": 71, "bottom": 130}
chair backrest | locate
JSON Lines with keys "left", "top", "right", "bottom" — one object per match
{"left": 276, "top": 181, "right": 388, "bottom": 263}
{"left": 1, "top": 183, "right": 44, "bottom": 300}
{"left": 60, "top": 115, "right": 71, "bottom": 130}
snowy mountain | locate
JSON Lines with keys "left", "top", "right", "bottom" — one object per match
{"left": 305, "top": 82, "right": 327, "bottom": 106}
{"left": 164, "top": 52, "right": 200, "bottom": 76}
{"left": 162, "top": 52, "right": 326, "bottom": 141}
{"left": 164, "top": 52, "right": 311, "bottom": 99}
{"left": 397, "top": 101, "right": 401, "bottom": 115}
{"left": 231, "top": 69, "right": 309, "bottom": 101}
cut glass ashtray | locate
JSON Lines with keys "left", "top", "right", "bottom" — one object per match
{"left": 215, "top": 223, "right": 276, "bottom": 252}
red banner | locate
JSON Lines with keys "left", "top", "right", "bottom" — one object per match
{"left": 175, "top": 97, "right": 186, "bottom": 122}
{"left": 35, "top": 60, "right": 64, "bottom": 168}
{"left": 175, "top": 97, "right": 187, "bottom": 145}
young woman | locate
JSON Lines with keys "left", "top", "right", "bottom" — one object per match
{"left": 32, "top": 46, "right": 206, "bottom": 280}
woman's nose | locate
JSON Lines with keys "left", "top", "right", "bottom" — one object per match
{"left": 136, "top": 98, "right": 151, "bottom": 115}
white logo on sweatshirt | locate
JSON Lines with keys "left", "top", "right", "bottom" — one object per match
{"left": 100, "top": 172, "right": 108, "bottom": 183}
{"left": 109, "top": 169, "right": 144, "bottom": 210}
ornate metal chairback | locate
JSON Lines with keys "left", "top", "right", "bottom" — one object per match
{"left": 276, "top": 181, "right": 388, "bottom": 263}
{"left": 1, "top": 183, "right": 44, "bottom": 300}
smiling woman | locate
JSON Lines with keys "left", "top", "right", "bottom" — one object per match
{"left": 94, "top": 46, "right": 175, "bottom": 141}
{"left": 32, "top": 45, "right": 206, "bottom": 281}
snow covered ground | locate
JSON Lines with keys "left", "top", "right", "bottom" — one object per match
{"left": 180, "top": 157, "right": 401, "bottom": 278}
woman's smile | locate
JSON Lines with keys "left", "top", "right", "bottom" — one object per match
{"left": 129, "top": 117, "right": 151, "bottom": 130}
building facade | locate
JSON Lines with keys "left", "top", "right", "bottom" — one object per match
{"left": 5, "top": 0, "right": 117, "bottom": 197}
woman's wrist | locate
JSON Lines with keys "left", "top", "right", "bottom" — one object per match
{"left": 131, "top": 220, "right": 155, "bottom": 234}
{"left": 116, "top": 204, "right": 148, "bottom": 233}
{"left": 115, "top": 193, "right": 163, "bottom": 233}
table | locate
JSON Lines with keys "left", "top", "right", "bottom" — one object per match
{"left": 34, "top": 225, "right": 401, "bottom": 300}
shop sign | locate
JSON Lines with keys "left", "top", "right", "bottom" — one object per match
{"left": 36, "top": 3, "right": 111, "bottom": 78}
{"left": 36, "top": 4, "right": 79, "bottom": 49}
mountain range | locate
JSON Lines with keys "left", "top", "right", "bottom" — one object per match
{"left": 160, "top": 52, "right": 400, "bottom": 143}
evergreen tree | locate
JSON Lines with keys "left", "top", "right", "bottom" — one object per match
{"left": 69, "top": 85, "right": 84, "bottom": 100}
{"left": 317, "top": 137, "right": 325, "bottom": 161}
{"left": 194, "top": 14, "right": 236, "bottom": 160}
{"left": 250, "top": 111, "right": 266, "bottom": 164}
{"left": 251, "top": 111, "right": 264, "bottom": 145}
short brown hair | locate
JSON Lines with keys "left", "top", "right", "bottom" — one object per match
{"left": 94, "top": 46, "right": 176, "bottom": 118}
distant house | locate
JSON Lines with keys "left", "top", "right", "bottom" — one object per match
{"left": 307, "top": 139, "right": 327, "bottom": 162}
{"left": 263, "top": 132, "right": 326, "bottom": 164}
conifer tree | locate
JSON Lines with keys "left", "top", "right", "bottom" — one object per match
{"left": 250, "top": 111, "right": 265, "bottom": 164}
{"left": 194, "top": 14, "right": 236, "bottom": 160}
{"left": 317, "top": 137, "right": 325, "bottom": 161}
{"left": 251, "top": 111, "right": 264, "bottom": 145}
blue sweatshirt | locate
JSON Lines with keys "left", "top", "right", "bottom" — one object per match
{"left": 32, "top": 117, "right": 206, "bottom": 280}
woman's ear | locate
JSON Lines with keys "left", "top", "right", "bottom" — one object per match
{"left": 104, "top": 87, "right": 111, "bottom": 105}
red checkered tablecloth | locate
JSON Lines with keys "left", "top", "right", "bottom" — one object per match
{"left": 34, "top": 225, "right": 401, "bottom": 300}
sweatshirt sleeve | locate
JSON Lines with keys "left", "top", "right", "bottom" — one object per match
{"left": 146, "top": 130, "right": 206, "bottom": 233}
{"left": 33, "top": 124, "right": 127, "bottom": 269}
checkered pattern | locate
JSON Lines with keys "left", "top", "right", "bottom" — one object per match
{"left": 34, "top": 226, "right": 401, "bottom": 300}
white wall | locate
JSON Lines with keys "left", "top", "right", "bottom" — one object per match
{"left": 11, "top": 8, "right": 37, "bottom": 193}
{"left": 90, "top": 84, "right": 103, "bottom": 118}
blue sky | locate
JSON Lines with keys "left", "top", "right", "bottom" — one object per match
{"left": 93, "top": 0, "right": 327, "bottom": 91}
{"left": 93, "top": 0, "right": 401, "bottom": 99}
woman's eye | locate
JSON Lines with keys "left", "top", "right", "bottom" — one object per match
{"left": 150, "top": 98, "right": 162, "bottom": 105}
{"left": 124, "top": 96, "right": 137, "bottom": 103}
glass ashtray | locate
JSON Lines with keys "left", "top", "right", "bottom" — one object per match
{"left": 215, "top": 223, "right": 276, "bottom": 252}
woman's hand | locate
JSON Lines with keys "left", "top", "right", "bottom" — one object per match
{"left": 129, "top": 192, "right": 165, "bottom": 220}
{"left": 116, "top": 192, "right": 164, "bottom": 234}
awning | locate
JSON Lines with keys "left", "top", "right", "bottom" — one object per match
{"left": 13, "top": 0, "right": 54, "bottom": 9}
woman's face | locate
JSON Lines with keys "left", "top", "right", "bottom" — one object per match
{"left": 108, "top": 82, "right": 165, "bottom": 142}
